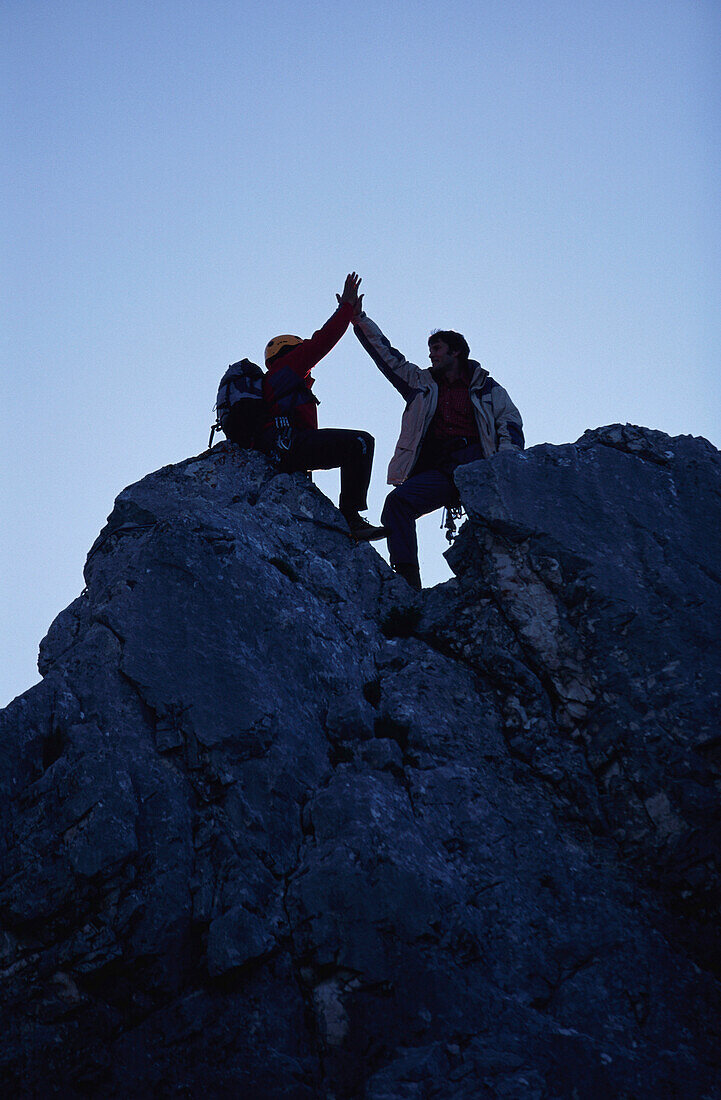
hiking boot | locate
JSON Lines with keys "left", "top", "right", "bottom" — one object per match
{"left": 395, "top": 563, "right": 422, "bottom": 590}
{"left": 344, "top": 513, "right": 387, "bottom": 542}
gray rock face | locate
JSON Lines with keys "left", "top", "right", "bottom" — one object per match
{"left": 0, "top": 425, "right": 719, "bottom": 1099}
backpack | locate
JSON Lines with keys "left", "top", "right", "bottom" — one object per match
{"left": 209, "top": 359, "right": 266, "bottom": 449}
{"left": 208, "top": 352, "right": 320, "bottom": 451}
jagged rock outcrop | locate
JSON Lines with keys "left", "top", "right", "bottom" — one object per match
{"left": 0, "top": 425, "right": 719, "bottom": 1098}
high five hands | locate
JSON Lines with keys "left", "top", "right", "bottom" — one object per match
{"left": 337, "top": 272, "right": 364, "bottom": 319}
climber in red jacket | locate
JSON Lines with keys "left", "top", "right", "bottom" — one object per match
{"left": 260, "top": 273, "right": 384, "bottom": 542}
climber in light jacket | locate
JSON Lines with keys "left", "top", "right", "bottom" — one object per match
{"left": 352, "top": 304, "right": 524, "bottom": 589}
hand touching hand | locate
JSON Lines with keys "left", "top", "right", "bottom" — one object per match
{"left": 337, "top": 272, "right": 362, "bottom": 312}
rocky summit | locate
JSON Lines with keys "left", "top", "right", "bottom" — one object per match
{"left": 1, "top": 424, "right": 719, "bottom": 1099}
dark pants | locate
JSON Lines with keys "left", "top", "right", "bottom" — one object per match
{"left": 382, "top": 442, "right": 483, "bottom": 568}
{"left": 265, "top": 427, "right": 375, "bottom": 515}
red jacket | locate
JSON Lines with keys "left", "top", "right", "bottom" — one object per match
{"left": 263, "top": 302, "right": 354, "bottom": 430}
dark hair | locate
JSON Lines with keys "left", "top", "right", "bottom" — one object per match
{"left": 428, "top": 329, "right": 470, "bottom": 363}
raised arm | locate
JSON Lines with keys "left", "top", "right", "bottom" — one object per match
{"left": 282, "top": 274, "right": 361, "bottom": 379}
{"left": 352, "top": 311, "right": 426, "bottom": 401}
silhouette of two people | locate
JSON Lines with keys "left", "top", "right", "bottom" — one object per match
{"left": 223, "top": 272, "right": 524, "bottom": 585}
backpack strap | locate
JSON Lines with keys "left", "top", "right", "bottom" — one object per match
{"left": 264, "top": 363, "right": 320, "bottom": 423}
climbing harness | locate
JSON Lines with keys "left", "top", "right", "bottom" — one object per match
{"left": 441, "top": 503, "right": 465, "bottom": 544}
{"left": 269, "top": 416, "right": 293, "bottom": 463}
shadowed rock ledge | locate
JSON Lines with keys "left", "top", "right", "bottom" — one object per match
{"left": 0, "top": 424, "right": 719, "bottom": 1098}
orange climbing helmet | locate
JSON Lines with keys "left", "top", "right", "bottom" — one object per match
{"left": 264, "top": 335, "right": 302, "bottom": 364}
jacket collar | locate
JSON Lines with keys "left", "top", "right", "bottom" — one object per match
{"left": 469, "top": 359, "right": 489, "bottom": 390}
{"left": 420, "top": 359, "right": 488, "bottom": 390}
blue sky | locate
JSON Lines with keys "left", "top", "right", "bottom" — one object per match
{"left": 2, "top": 0, "right": 719, "bottom": 706}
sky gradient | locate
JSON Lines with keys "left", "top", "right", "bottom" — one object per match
{"left": 3, "top": 0, "right": 719, "bottom": 706}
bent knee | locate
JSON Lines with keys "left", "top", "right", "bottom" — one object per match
{"left": 354, "top": 430, "right": 374, "bottom": 456}
{"left": 381, "top": 487, "right": 407, "bottom": 523}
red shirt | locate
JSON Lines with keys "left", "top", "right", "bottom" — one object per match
{"left": 429, "top": 365, "right": 479, "bottom": 443}
{"left": 263, "top": 302, "right": 354, "bottom": 430}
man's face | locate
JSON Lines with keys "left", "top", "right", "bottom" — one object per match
{"left": 428, "top": 339, "right": 460, "bottom": 373}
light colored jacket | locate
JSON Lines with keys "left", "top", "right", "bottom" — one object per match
{"left": 354, "top": 313, "right": 524, "bottom": 485}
